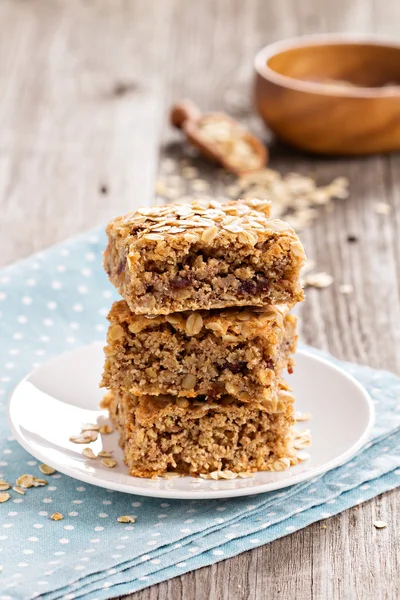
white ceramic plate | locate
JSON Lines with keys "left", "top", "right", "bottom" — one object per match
{"left": 8, "top": 343, "right": 374, "bottom": 499}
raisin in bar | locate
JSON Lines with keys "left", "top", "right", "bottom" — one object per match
{"left": 104, "top": 198, "right": 305, "bottom": 315}
{"left": 101, "top": 301, "right": 297, "bottom": 403}
{"left": 101, "top": 382, "right": 298, "bottom": 478}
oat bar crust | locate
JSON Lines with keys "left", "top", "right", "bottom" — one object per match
{"left": 102, "top": 384, "right": 297, "bottom": 478}
{"left": 101, "top": 301, "right": 297, "bottom": 403}
{"left": 104, "top": 198, "right": 305, "bottom": 315}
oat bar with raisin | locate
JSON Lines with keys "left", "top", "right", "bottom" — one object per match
{"left": 104, "top": 198, "right": 305, "bottom": 315}
{"left": 101, "top": 300, "right": 297, "bottom": 403}
{"left": 101, "top": 383, "right": 298, "bottom": 478}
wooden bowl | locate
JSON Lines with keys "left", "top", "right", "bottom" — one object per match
{"left": 254, "top": 35, "right": 400, "bottom": 155}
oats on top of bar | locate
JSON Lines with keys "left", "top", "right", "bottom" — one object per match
{"left": 104, "top": 197, "right": 305, "bottom": 315}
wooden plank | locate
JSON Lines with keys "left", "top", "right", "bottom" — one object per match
{"left": 0, "top": 0, "right": 174, "bottom": 267}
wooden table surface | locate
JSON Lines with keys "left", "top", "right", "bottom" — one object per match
{"left": 1, "top": 1, "right": 399, "bottom": 598}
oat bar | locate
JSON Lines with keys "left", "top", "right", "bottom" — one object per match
{"left": 101, "top": 301, "right": 297, "bottom": 403}
{"left": 104, "top": 198, "right": 305, "bottom": 315}
{"left": 101, "top": 383, "right": 297, "bottom": 478}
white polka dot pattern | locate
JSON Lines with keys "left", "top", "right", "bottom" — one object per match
{"left": 0, "top": 227, "right": 399, "bottom": 599}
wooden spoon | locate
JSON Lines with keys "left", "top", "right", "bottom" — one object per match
{"left": 170, "top": 100, "right": 267, "bottom": 175}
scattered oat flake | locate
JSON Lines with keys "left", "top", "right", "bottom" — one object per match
{"left": 321, "top": 525, "right": 327, "bottom": 529}
{"left": 304, "top": 272, "right": 333, "bottom": 289}
{"left": 16, "top": 474, "right": 35, "bottom": 488}
{"left": 339, "top": 283, "right": 353, "bottom": 295}
{"left": 192, "top": 179, "right": 210, "bottom": 192}
{"left": 293, "top": 428, "right": 312, "bottom": 450}
{"left": 297, "top": 451, "right": 311, "bottom": 462}
{"left": 161, "top": 157, "right": 176, "bottom": 173}
{"left": 0, "top": 481, "right": 10, "bottom": 491}
{"left": 374, "top": 520, "right": 387, "bottom": 529}
{"left": 155, "top": 180, "right": 168, "bottom": 196}
{"left": 81, "top": 423, "right": 100, "bottom": 432}
{"left": 163, "top": 472, "right": 183, "bottom": 479}
{"left": 13, "top": 486, "right": 25, "bottom": 495}
{"left": 271, "top": 457, "right": 291, "bottom": 471}
{"left": 0, "top": 492, "right": 11, "bottom": 503}
{"left": 99, "top": 424, "right": 113, "bottom": 435}
{"left": 219, "top": 470, "right": 238, "bottom": 480}
{"left": 181, "top": 166, "right": 198, "bottom": 179}
{"left": 70, "top": 432, "right": 98, "bottom": 444}
{"left": 98, "top": 450, "right": 113, "bottom": 458}
{"left": 199, "top": 470, "right": 250, "bottom": 480}
{"left": 117, "top": 515, "right": 136, "bottom": 523}
{"left": 102, "top": 459, "right": 117, "bottom": 468}
{"left": 294, "top": 438, "right": 312, "bottom": 450}
{"left": 374, "top": 202, "right": 391, "bottom": 215}
{"left": 50, "top": 512, "right": 64, "bottom": 521}
{"left": 39, "top": 464, "right": 56, "bottom": 475}
{"left": 82, "top": 448, "right": 97, "bottom": 459}
{"left": 33, "top": 478, "right": 48, "bottom": 487}
{"left": 294, "top": 411, "right": 311, "bottom": 422}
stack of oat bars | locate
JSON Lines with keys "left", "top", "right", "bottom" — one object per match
{"left": 100, "top": 197, "right": 306, "bottom": 479}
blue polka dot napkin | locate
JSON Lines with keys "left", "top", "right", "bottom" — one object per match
{"left": 1, "top": 227, "right": 400, "bottom": 600}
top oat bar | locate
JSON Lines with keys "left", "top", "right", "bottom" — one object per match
{"left": 104, "top": 198, "right": 305, "bottom": 315}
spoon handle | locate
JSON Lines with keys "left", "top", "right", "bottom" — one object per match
{"left": 170, "top": 99, "right": 202, "bottom": 129}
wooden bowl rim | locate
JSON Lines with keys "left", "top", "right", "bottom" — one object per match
{"left": 254, "top": 34, "right": 400, "bottom": 98}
